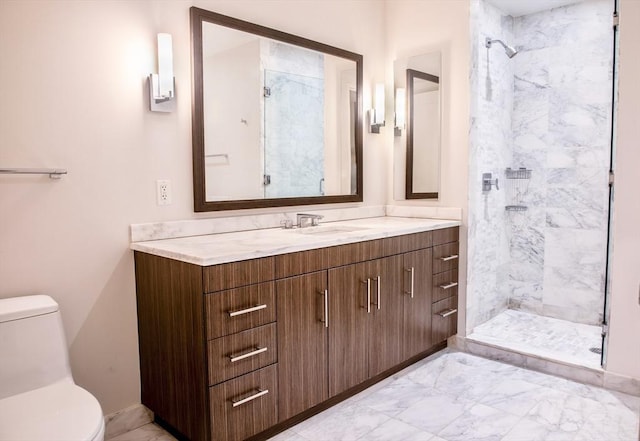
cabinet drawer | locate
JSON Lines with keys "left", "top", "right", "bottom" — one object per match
{"left": 208, "top": 323, "right": 277, "bottom": 386}
{"left": 433, "top": 227, "right": 459, "bottom": 246}
{"left": 432, "top": 296, "right": 458, "bottom": 344}
{"left": 206, "top": 282, "right": 276, "bottom": 339}
{"left": 210, "top": 364, "right": 278, "bottom": 441}
{"left": 432, "top": 242, "right": 459, "bottom": 274}
{"left": 204, "top": 257, "right": 275, "bottom": 293}
{"left": 432, "top": 269, "right": 458, "bottom": 303}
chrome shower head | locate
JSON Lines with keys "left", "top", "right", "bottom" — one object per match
{"left": 485, "top": 37, "right": 518, "bottom": 58}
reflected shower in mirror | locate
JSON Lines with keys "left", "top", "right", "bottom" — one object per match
{"left": 393, "top": 52, "right": 441, "bottom": 200}
{"left": 191, "top": 7, "right": 363, "bottom": 212}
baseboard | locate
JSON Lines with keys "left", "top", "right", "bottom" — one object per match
{"left": 104, "top": 403, "right": 153, "bottom": 440}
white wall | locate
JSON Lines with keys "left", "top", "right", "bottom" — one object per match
{"left": 606, "top": 0, "right": 640, "bottom": 380}
{"left": 0, "top": 0, "right": 386, "bottom": 415}
{"left": 385, "top": 0, "right": 471, "bottom": 334}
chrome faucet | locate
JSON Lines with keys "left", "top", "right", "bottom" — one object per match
{"left": 296, "top": 213, "right": 323, "bottom": 228}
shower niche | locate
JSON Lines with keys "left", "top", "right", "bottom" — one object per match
{"left": 504, "top": 167, "right": 531, "bottom": 212}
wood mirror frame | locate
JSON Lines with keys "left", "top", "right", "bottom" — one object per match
{"left": 405, "top": 68, "right": 440, "bottom": 200}
{"left": 190, "top": 7, "right": 363, "bottom": 212}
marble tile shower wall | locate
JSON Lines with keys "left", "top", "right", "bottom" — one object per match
{"left": 469, "top": 0, "right": 612, "bottom": 331}
{"left": 467, "top": 0, "right": 514, "bottom": 331}
{"left": 508, "top": 0, "right": 612, "bottom": 325}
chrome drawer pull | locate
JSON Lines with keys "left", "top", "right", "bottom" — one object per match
{"left": 324, "top": 289, "right": 329, "bottom": 328}
{"left": 376, "top": 276, "right": 381, "bottom": 310}
{"left": 437, "top": 308, "right": 458, "bottom": 318}
{"left": 405, "top": 267, "right": 415, "bottom": 298}
{"left": 439, "top": 282, "right": 458, "bottom": 290}
{"left": 231, "top": 388, "right": 269, "bottom": 407}
{"left": 228, "top": 304, "right": 267, "bottom": 317}
{"left": 439, "top": 254, "right": 459, "bottom": 262}
{"left": 229, "top": 347, "right": 267, "bottom": 363}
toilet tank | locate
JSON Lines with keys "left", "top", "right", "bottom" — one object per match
{"left": 0, "top": 295, "right": 73, "bottom": 400}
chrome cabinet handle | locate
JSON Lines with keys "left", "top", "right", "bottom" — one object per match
{"left": 439, "top": 282, "right": 458, "bottom": 290}
{"left": 404, "top": 267, "right": 414, "bottom": 298}
{"left": 437, "top": 308, "right": 458, "bottom": 318}
{"left": 228, "top": 304, "right": 267, "bottom": 317}
{"left": 363, "top": 278, "right": 371, "bottom": 313}
{"left": 322, "top": 289, "right": 329, "bottom": 328}
{"left": 439, "top": 254, "right": 459, "bottom": 262}
{"left": 231, "top": 388, "right": 269, "bottom": 407}
{"left": 376, "top": 276, "right": 381, "bottom": 310}
{"left": 229, "top": 347, "right": 267, "bottom": 363}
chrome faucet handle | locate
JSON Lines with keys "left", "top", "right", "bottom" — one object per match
{"left": 296, "top": 213, "right": 323, "bottom": 228}
{"left": 280, "top": 219, "right": 294, "bottom": 229}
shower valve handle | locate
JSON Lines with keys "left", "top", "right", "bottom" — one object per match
{"left": 482, "top": 173, "right": 499, "bottom": 191}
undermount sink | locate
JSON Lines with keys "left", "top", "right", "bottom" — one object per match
{"left": 295, "top": 225, "right": 369, "bottom": 235}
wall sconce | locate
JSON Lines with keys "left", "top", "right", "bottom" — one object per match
{"left": 149, "top": 33, "right": 176, "bottom": 112}
{"left": 394, "top": 88, "right": 406, "bottom": 137}
{"left": 369, "top": 83, "right": 385, "bottom": 133}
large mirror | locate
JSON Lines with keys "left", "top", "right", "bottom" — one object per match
{"left": 394, "top": 53, "right": 441, "bottom": 200}
{"left": 191, "top": 7, "right": 363, "bottom": 212}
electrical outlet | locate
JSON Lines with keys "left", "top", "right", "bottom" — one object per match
{"left": 156, "top": 180, "right": 172, "bottom": 205}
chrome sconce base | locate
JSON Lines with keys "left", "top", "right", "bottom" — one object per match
{"left": 149, "top": 74, "right": 176, "bottom": 112}
{"left": 368, "top": 109, "right": 385, "bottom": 133}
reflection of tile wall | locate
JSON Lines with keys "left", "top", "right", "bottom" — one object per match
{"left": 467, "top": 0, "right": 514, "bottom": 331}
{"left": 263, "top": 42, "right": 325, "bottom": 198}
{"left": 509, "top": 0, "right": 612, "bottom": 325}
{"left": 469, "top": 0, "right": 612, "bottom": 329}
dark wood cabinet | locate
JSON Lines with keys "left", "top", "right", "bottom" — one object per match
{"left": 209, "top": 365, "right": 278, "bottom": 441}
{"left": 431, "top": 227, "right": 459, "bottom": 345}
{"left": 327, "top": 262, "right": 370, "bottom": 397}
{"left": 403, "top": 248, "right": 434, "bottom": 359}
{"left": 134, "top": 226, "right": 459, "bottom": 441}
{"left": 367, "top": 255, "right": 404, "bottom": 377}
{"left": 276, "top": 271, "right": 329, "bottom": 421}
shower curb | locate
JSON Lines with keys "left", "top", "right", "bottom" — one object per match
{"left": 450, "top": 336, "right": 640, "bottom": 397}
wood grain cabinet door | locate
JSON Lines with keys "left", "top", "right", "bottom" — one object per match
{"left": 403, "top": 248, "right": 434, "bottom": 359}
{"left": 367, "top": 255, "right": 404, "bottom": 377}
{"left": 276, "top": 271, "right": 329, "bottom": 421}
{"left": 327, "top": 262, "right": 370, "bottom": 397}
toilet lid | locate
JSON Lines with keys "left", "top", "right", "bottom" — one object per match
{"left": 0, "top": 381, "right": 104, "bottom": 441}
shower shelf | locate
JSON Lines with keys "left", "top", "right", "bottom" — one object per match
{"left": 505, "top": 167, "right": 532, "bottom": 212}
{"left": 505, "top": 167, "right": 532, "bottom": 180}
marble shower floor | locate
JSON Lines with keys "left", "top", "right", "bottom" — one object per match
{"left": 467, "top": 309, "right": 603, "bottom": 368}
{"left": 108, "top": 350, "right": 639, "bottom": 441}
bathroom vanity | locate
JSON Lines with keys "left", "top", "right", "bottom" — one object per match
{"left": 131, "top": 217, "right": 459, "bottom": 441}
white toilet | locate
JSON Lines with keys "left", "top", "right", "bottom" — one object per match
{"left": 0, "top": 295, "right": 105, "bottom": 441}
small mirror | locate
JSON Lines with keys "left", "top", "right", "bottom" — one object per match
{"left": 191, "top": 7, "right": 363, "bottom": 212}
{"left": 393, "top": 53, "right": 441, "bottom": 200}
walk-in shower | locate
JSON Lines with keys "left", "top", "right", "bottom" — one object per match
{"left": 467, "top": 0, "right": 616, "bottom": 370}
{"left": 485, "top": 37, "right": 518, "bottom": 58}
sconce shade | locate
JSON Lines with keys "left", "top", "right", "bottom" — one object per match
{"left": 150, "top": 32, "right": 176, "bottom": 112}
{"left": 157, "top": 33, "right": 174, "bottom": 98}
{"left": 374, "top": 83, "right": 385, "bottom": 125}
{"left": 395, "top": 87, "right": 406, "bottom": 129}
{"left": 369, "top": 83, "right": 385, "bottom": 133}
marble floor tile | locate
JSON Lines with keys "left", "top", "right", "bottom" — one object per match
{"left": 353, "top": 418, "right": 433, "bottom": 441}
{"left": 294, "top": 402, "right": 390, "bottom": 441}
{"left": 436, "top": 403, "right": 521, "bottom": 441}
{"left": 395, "top": 392, "right": 475, "bottom": 434}
{"left": 467, "top": 309, "right": 602, "bottom": 368}
{"left": 501, "top": 416, "right": 578, "bottom": 441}
{"left": 109, "top": 351, "right": 639, "bottom": 441}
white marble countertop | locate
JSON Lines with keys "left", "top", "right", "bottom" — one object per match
{"left": 130, "top": 217, "right": 460, "bottom": 266}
